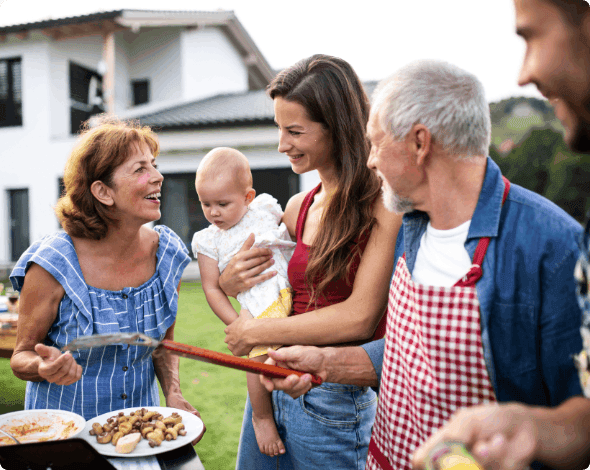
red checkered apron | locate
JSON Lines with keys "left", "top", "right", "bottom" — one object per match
{"left": 366, "top": 178, "right": 510, "bottom": 470}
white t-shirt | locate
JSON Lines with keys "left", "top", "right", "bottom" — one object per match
{"left": 411, "top": 220, "right": 472, "bottom": 287}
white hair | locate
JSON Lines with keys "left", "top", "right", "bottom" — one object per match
{"left": 372, "top": 60, "right": 491, "bottom": 158}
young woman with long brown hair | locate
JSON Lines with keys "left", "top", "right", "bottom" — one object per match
{"left": 221, "top": 54, "right": 402, "bottom": 469}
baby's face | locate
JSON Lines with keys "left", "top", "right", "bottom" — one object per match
{"left": 196, "top": 177, "right": 250, "bottom": 230}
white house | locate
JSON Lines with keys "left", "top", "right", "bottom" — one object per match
{"left": 0, "top": 9, "right": 325, "bottom": 273}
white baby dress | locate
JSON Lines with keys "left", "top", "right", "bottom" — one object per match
{"left": 192, "top": 193, "right": 296, "bottom": 357}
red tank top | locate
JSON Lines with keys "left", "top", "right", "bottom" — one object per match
{"left": 287, "top": 184, "right": 387, "bottom": 340}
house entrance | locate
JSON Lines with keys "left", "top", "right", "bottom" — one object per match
{"left": 8, "top": 188, "right": 29, "bottom": 261}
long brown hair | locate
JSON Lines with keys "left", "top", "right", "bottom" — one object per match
{"left": 55, "top": 117, "right": 159, "bottom": 240}
{"left": 268, "top": 54, "right": 381, "bottom": 304}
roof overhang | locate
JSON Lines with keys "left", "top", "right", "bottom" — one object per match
{"left": 0, "top": 9, "right": 275, "bottom": 88}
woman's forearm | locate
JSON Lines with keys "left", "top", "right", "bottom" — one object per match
{"left": 153, "top": 351, "right": 182, "bottom": 402}
{"left": 244, "top": 302, "right": 382, "bottom": 348}
{"left": 10, "top": 350, "right": 44, "bottom": 381}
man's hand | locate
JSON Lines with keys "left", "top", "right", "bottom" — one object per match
{"left": 166, "top": 393, "right": 206, "bottom": 445}
{"left": 412, "top": 403, "right": 538, "bottom": 470}
{"left": 35, "top": 343, "right": 83, "bottom": 386}
{"left": 224, "top": 310, "right": 255, "bottom": 356}
{"left": 218, "top": 234, "right": 275, "bottom": 298}
{"left": 259, "top": 346, "right": 329, "bottom": 398}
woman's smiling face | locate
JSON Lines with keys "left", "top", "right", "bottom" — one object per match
{"left": 274, "top": 97, "right": 335, "bottom": 176}
{"left": 107, "top": 144, "right": 163, "bottom": 225}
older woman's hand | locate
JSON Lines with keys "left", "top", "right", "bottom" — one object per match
{"left": 224, "top": 310, "right": 256, "bottom": 356}
{"left": 218, "top": 234, "right": 275, "bottom": 298}
{"left": 34, "top": 344, "right": 82, "bottom": 386}
{"left": 166, "top": 393, "right": 206, "bottom": 445}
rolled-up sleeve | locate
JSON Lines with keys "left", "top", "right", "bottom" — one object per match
{"left": 361, "top": 338, "right": 385, "bottom": 392}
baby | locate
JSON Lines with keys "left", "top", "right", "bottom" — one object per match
{"left": 192, "top": 147, "right": 295, "bottom": 457}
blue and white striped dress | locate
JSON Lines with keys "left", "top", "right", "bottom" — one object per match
{"left": 9, "top": 225, "right": 190, "bottom": 420}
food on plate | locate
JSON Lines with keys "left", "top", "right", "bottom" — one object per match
{"left": 89, "top": 408, "right": 189, "bottom": 453}
{"left": 96, "top": 431, "right": 112, "bottom": 444}
{"left": 90, "top": 423, "right": 103, "bottom": 435}
{"left": 162, "top": 413, "right": 182, "bottom": 426}
{"left": 115, "top": 432, "right": 142, "bottom": 454}
{"left": 0, "top": 413, "right": 83, "bottom": 445}
{"left": 146, "top": 428, "right": 164, "bottom": 447}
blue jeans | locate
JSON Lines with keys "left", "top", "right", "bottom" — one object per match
{"left": 236, "top": 383, "right": 377, "bottom": 470}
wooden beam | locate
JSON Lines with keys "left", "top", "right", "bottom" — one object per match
{"left": 14, "top": 31, "right": 28, "bottom": 40}
{"left": 244, "top": 53, "right": 259, "bottom": 67}
{"left": 0, "top": 35, "right": 6, "bottom": 43}
{"left": 50, "top": 21, "right": 126, "bottom": 41}
{"left": 102, "top": 31, "right": 116, "bottom": 115}
{"left": 40, "top": 28, "right": 62, "bottom": 40}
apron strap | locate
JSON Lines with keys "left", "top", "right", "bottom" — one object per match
{"left": 369, "top": 439, "right": 394, "bottom": 470}
{"left": 455, "top": 176, "right": 510, "bottom": 287}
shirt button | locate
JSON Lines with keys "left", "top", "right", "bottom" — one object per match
{"left": 122, "top": 294, "right": 128, "bottom": 299}
{"left": 121, "top": 393, "right": 127, "bottom": 399}
{"left": 122, "top": 366, "right": 128, "bottom": 372}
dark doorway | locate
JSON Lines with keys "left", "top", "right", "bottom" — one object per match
{"left": 8, "top": 189, "right": 29, "bottom": 261}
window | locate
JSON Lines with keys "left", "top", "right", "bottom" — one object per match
{"left": 132, "top": 79, "right": 149, "bottom": 106}
{"left": 0, "top": 57, "right": 22, "bottom": 128}
{"left": 70, "top": 62, "right": 104, "bottom": 134}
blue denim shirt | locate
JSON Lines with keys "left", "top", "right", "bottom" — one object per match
{"left": 362, "top": 157, "right": 583, "bottom": 407}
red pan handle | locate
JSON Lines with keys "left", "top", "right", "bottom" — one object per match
{"left": 161, "top": 340, "right": 323, "bottom": 385}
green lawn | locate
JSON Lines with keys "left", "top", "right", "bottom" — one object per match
{"left": 0, "top": 281, "right": 246, "bottom": 469}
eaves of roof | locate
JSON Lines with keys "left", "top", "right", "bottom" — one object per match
{"left": 0, "top": 9, "right": 275, "bottom": 87}
{"left": 135, "top": 81, "right": 380, "bottom": 131}
{"left": 135, "top": 89, "right": 276, "bottom": 130}
{"left": 0, "top": 10, "right": 124, "bottom": 34}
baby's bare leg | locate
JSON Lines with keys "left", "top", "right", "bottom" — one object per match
{"left": 248, "top": 357, "right": 285, "bottom": 457}
{"left": 242, "top": 309, "right": 285, "bottom": 457}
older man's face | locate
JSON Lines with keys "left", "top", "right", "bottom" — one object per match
{"left": 515, "top": 0, "right": 590, "bottom": 152}
{"left": 366, "top": 112, "right": 418, "bottom": 214}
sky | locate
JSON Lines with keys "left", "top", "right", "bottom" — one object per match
{"left": 0, "top": 0, "right": 540, "bottom": 103}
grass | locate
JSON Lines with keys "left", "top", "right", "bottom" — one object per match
{"left": 0, "top": 281, "right": 246, "bottom": 469}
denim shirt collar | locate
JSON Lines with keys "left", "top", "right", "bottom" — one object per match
{"left": 401, "top": 156, "right": 506, "bottom": 272}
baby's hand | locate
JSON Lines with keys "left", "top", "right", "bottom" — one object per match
{"left": 224, "top": 312, "right": 254, "bottom": 356}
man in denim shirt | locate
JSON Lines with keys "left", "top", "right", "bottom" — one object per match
{"left": 412, "top": 1, "right": 590, "bottom": 469}
{"left": 260, "top": 59, "right": 583, "bottom": 470}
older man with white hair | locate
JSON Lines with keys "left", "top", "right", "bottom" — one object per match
{"left": 259, "top": 60, "right": 583, "bottom": 470}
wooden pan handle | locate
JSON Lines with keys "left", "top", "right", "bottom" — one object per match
{"left": 160, "top": 340, "right": 323, "bottom": 385}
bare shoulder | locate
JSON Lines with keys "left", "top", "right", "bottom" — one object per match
{"left": 372, "top": 197, "right": 403, "bottom": 232}
{"left": 140, "top": 225, "right": 160, "bottom": 256}
{"left": 282, "top": 191, "right": 308, "bottom": 238}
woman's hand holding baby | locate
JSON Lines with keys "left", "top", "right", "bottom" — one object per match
{"left": 218, "top": 234, "right": 275, "bottom": 298}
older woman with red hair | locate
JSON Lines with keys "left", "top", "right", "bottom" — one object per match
{"left": 9, "top": 118, "right": 203, "bottom": 434}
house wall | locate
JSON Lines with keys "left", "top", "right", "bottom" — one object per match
{"left": 156, "top": 126, "right": 319, "bottom": 188}
{"left": 0, "top": 25, "right": 288, "bottom": 268}
{"left": 0, "top": 35, "right": 58, "bottom": 267}
{"left": 48, "top": 34, "right": 104, "bottom": 139}
{"left": 125, "top": 27, "right": 183, "bottom": 105}
{"left": 180, "top": 27, "right": 249, "bottom": 102}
